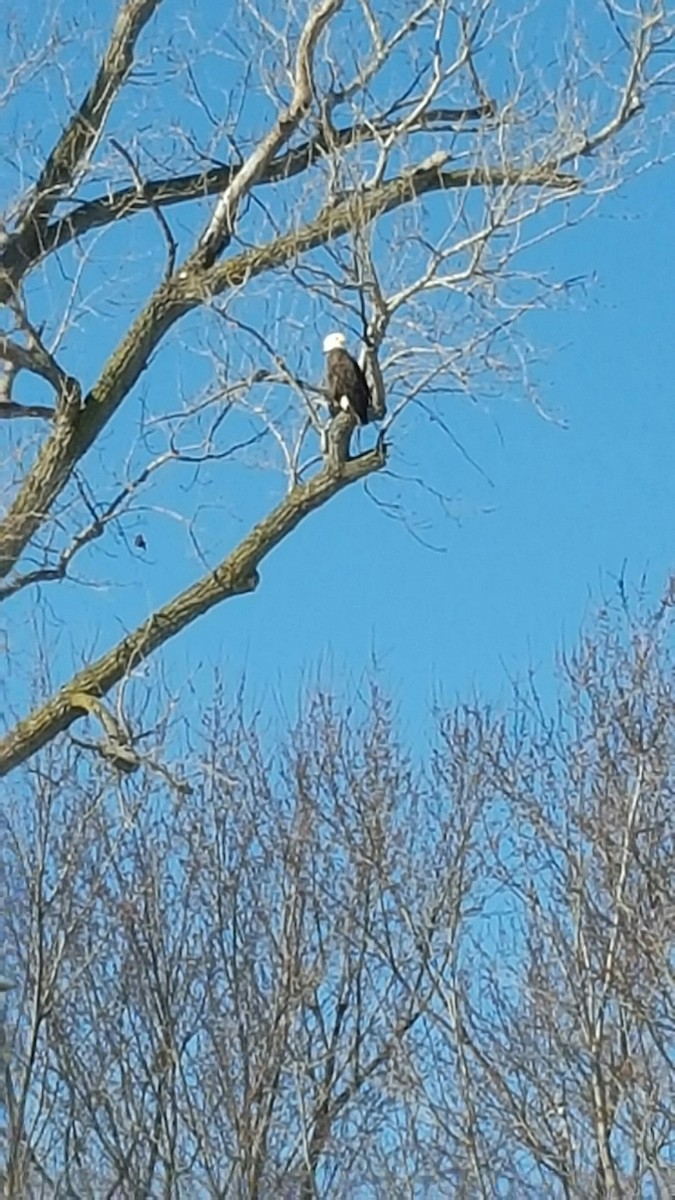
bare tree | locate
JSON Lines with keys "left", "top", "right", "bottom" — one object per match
{"left": 0, "top": 1, "right": 673, "bottom": 773}
{"left": 0, "top": 586, "right": 672, "bottom": 1196}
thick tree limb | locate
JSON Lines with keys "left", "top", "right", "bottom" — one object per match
{"left": 194, "top": 0, "right": 344, "bottom": 267}
{"left": 35, "top": 106, "right": 492, "bottom": 262}
{"left": 0, "top": 428, "right": 384, "bottom": 776}
{"left": 196, "top": 156, "right": 578, "bottom": 299}
{"left": 0, "top": 155, "right": 577, "bottom": 583}
{"left": 1, "top": 0, "right": 162, "bottom": 295}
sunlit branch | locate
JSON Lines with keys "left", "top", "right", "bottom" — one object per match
{"left": 562, "top": 6, "right": 665, "bottom": 162}
{"left": 193, "top": 0, "right": 345, "bottom": 267}
{"left": 328, "top": 0, "right": 440, "bottom": 109}
{"left": 0, "top": 427, "right": 385, "bottom": 776}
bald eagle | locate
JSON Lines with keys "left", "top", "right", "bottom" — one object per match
{"left": 322, "top": 332, "right": 370, "bottom": 425}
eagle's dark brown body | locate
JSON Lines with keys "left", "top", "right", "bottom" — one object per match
{"left": 325, "top": 348, "right": 370, "bottom": 425}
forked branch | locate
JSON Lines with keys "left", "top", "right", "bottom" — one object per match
{"left": 37, "top": 105, "right": 493, "bottom": 260}
{"left": 194, "top": 0, "right": 344, "bottom": 266}
{"left": 1, "top": 0, "right": 162, "bottom": 295}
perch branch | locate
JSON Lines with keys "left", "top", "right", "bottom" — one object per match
{"left": 0, "top": 154, "right": 577, "bottom": 583}
{"left": 0, "top": 430, "right": 384, "bottom": 776}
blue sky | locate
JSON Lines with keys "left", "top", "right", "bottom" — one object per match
{"left": 90, "top": 151, "right": 673, "bottom": 740}
{"left": 1, "top": 0, "right": 673, "bottom": 748}
{"left": 158, "top": 160, "right": 674, "bottom": 712}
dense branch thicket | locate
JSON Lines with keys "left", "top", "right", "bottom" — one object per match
{"left": 0, "top": 592, "right": 673, "bottom": 1197}
{"left": 0, "top": 0, "right": 673, "bottom": 773}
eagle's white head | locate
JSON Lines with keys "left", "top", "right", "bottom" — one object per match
{"left": 322, "top": 331, "right": 347, "bottom": 354}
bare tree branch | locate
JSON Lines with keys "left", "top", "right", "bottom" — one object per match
{"left": 31, "top": 105, "right": 493, "bottom": 262}
{"left": 0, "top": 425, "right": 384, "bottom": 775}
{"left": 0, "top": 333, "right": 80, "bottom": 413}
{"left": 0, "top": 401, "right": 55, "bottom": 422}
{"left": 0, "top": 153, "right": 577, "bottom": 582}
{"left": 1, "top": 594, "right": 672, "bottom": 1192}
{"left": 194, "top": 0, "right": 345, "bottom": 267}
{"left": 1, "top": 0, "right": 162, "bottom": 296}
